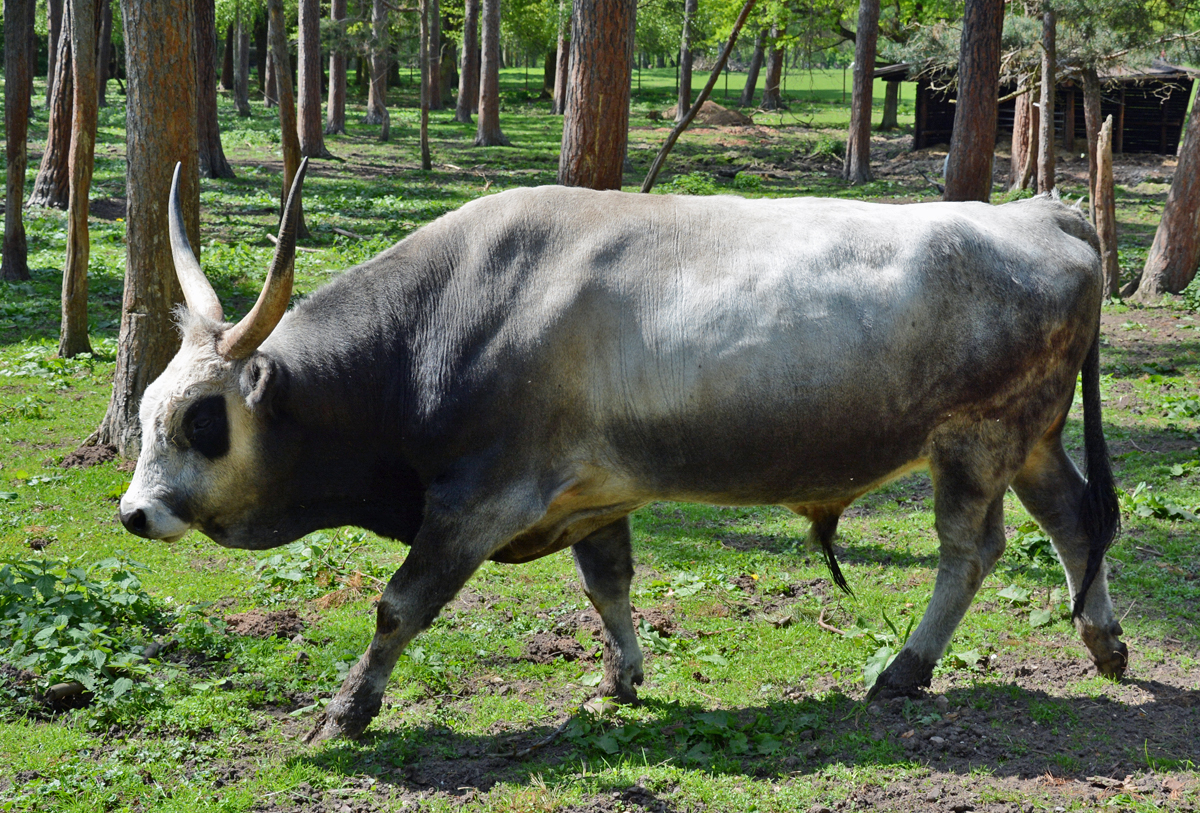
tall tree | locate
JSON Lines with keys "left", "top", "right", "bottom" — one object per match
{"left": 234, "top": 5, "right": 252, "bottom": 116}
{"left": 365, "top": 0, "right": 390, "bottom": 125}
{"left": 96, "top": 0, "right": 112, "bottom": 107}
{"left": 29, "top": 1, "right": 73, "bottom": 209}
{"left": 1037, "top": 10, "right": 1056, "bottom": 194}
{"left": 220, "top": 23, "right": 235, "bottom": 89}
{"left": 877, "top": 80, "right": 899, "bottom": 129}
{"left": 61, "top": 0, "right": 100, "bottom": 358}
{"left": 1094, "top": 116, "right": 1119, "bottom": 297}
{"left": 96, "top": 0, "right": 198, "bottom": 457}
{"left": 740, "top": 28, "right": 765, "bottom": 107}
{"left": 1131, "top": 96, "right": 1200, "bottom": 302}
{"left": 760, "top": 26, "right": 784, "bottom": 109}
{"left": 419, "top": 0, "right": 433, "bottom": 168}
{"left": 426, "top": 0, "right": 443, "bottom": 111}
{"left": 267, "top": 0, "right": 310, "bottom": 235}
{"left": 196, "top": 0, "right": 235, "bottom": 178}
{"left": 3, "top": 0, "right": 34, "bottom": 282}
{"left": 1008, "top": 83, "right": 1037, "bottom": 190}
{"left": 475, "top": 0, "right": 509, "bottom": 145}
{"left": 46, "top": 0, "right": 64, "bottom": 106}
{"left": 298, "top": 0, "right": 329, "bottom": 156}
{"left": 558, "top": 0, "right": 635, "bottom": 187}
{"left": 325, "top": 0, "right": 348, "bottom": 134}
{"left": 943, "top": 0, "right": 1004, "bottom": 202}
{"left": 456, "top": 0, "right": 480, "bottom": 122}
{"left": 552, "top": 0, "right": 569, "bottom": 115}
{"left": 1082, "top": 68, "right": 1102, "bottom": 217}
{"left": 676, "top": 0, "right": 698, "bottom": 121}
{"left": 843, "top": 0, "right": 879, "bottom": 184}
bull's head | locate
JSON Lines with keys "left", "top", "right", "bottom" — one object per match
{"left": 119, "top": 160, "right": 308, "bottom": 547}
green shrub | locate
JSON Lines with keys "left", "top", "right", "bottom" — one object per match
{"left": 659, "top": 172, "right": 720, "bottom": 196}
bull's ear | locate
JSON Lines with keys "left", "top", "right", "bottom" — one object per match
{"left": 239, "top": 354, "right": 286, "bottom": 417}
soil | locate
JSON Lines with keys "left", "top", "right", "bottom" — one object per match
{"left": 660, "top": 100, "right": 755, "bottom": 126}
{"left": 224, "top": 608, "right": 307, "bottom": 639}
{"left": 60, "top": 443, "right": 117, "bottom": 468}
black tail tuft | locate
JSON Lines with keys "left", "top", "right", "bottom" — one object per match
{"left": 810, "top": 514, "right": 853, "bottom": 596}
{"left": 1074, "top": 328, "right": 1121, "bottom": 618}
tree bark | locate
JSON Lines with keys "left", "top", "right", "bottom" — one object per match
{"left": 426, "top": 0, "right": 443, "bottom": 111}
{"left": 325, "top": 0, "right": 347, "bottom": 134}
{"left": 1018, "top": 98, "right": 1039, "bottom": 191}
{"left": 441, "top": 34, "right": 457, "bottom": 108}
{"left": 740, "top": 28, "right": 764, "bottom": 107}
{"left": 255, "top": 14, "right": 268, "bottom": 93}
{"left": 419, "top": 0, "right": 432, "bottom": 169}
{"left": 61, "top": 0, "right": 99, "bottom": 358}
{"left": 1082, "top": 68, "right": 1102, "bottom": 222}
{"left": 475, "top": 0, "right": 509, "bottom": 145}
{"left": 878, "top": 80, "right": 899, "bottom": 130}
{"left": 46, "top": 0, "right": 63, "bottom": 106}
{"left": 1037, "top": 11, "right": 1056, "bottom": 194}
{"left": 234, "top": 7, "right": 252, "bottom": 116}
{"left": 676, "top": 0, "right": 697, "bottom": 122}
{"left": 96, "top": 0, "right": 112, "bottom": 107}
{"left": 263, "top": 24, "right": 277, "bottom": 107}
{"left": 196, "top": 0, "right": 235, "bottom": 179}
{"left": 365, "top": 0, "right": 389, "bottom": 124}
{"left": 544, "top": 47, "right": 555, "bottom": 98}
{"left": 943, "top": 0, "right": 1003, "bottom": 202}
{"left": 1094, "top": 116, "right": 1119, "bottom": 298}
{"left": 1008, "top": 83, "right": 1035, "bottom": 190}
{"left": 29, "top": 1, "right": 73, "bottom": 209}
{"left": 551, "top": 0, "right": 569, "bottom": 115}
{"left": 456, "top": 0, "right": 480, "bottom": 121}
{"left": 760, "top": 27, "right": 784, "bottom": 110}
{"left": 298, "top": 0, "right": 329, "bottom": 156}
{"left": 1132, "top": 95, "right": 1200, "bottom": 301}
{"left": 220, "top": 22, "right": 235, "bottom": 90}
{"left": 267, "top": 0, "right": 309, "bottom": 237}
{"left": 97, "top": 0, "right": 198, "bottom": 457}
{"left": 557, "top": 0, "right": 635, "bottom": 187}
{"left": 3, "top": 0, "right": 34, "bottom": 281}
{"left": 843, "top": 0, "right": 878, "bottom": 184}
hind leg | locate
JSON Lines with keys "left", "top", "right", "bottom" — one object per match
{"left": 1012, "top": 437, "right": 1127, "bottom": 676}
{"left": 573, "top": 516, "right": 643, "bottom": 702}
{"left": 871, "top": 462, "right": 1010, "bottom": 697}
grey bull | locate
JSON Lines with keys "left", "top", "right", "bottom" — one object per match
{"left": 120, "top": 163, "right": 1124, "bottom": 742}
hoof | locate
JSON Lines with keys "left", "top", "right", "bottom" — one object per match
{"left": 598, "top": 680, "right": 640, "bottom": 705}
{"left": 1093, "top": 639, "right": 1129, "bottom": 678}
{"left": 867, "top": 649, "right": 934, "bottom": 701}
{"left": 302, "top": 701, "right": 375, "bottom": 744}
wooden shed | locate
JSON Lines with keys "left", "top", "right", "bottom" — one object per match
{"left": 875, "top": 60, "right": 1195, "bottom": 154}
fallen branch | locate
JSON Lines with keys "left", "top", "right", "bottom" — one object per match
{"left": 331, "top": 226, "right": 368, "bottom": 240}
{"left": 267, "top": 232, "right": 322, "bottom": 252}
{"left": 640, "top": 0, "right": 758, "bottom": 193}
{"left": 510, "top": 715, "right": 575, "bottom": 759}
{"left": 816, "top": 608, "right": 847, "bottom": 636}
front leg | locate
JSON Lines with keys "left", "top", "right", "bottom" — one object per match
{"left": 573, "top": 517, "right": 643, "bottom": 703}
{"left": 306, "top": 483, "right": 546, "bottom": 742}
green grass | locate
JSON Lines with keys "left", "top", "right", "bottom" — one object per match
{"left": 0, "top": 65, "right": 1197, "bottom": 812}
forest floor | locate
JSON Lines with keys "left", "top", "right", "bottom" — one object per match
{"left": 0, "top": 69, "right": 1197, "bottom": 813}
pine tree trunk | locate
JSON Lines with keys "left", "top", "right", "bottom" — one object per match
{"left": 234, "top": 7, "right": 252, "bottom": 116}
{"left": 267, "top": 0, "right": 309, "bottom": 237}
{"left": 29, "top": 1, "right": 73, "bottom": 209}
{"left": 943, "top": 0, "right": 1003, "bottom": 202}
{"left": 842, "top": 0, "right": 878, "bottom": 184}
{"left": 543, "top": 47, "right": 555, "bottom": 98}
{"left": 298, "top": 0, "right": 328, "bottom": 156}
{"left": 557, "top": 0, "right": 634, "bottom": 188}
{"left": 46, "top": 0, "right": 64, "bottom": 106}
{"left": 475, "top": 0, "right": 509, "bottom": 145}
{"left": 264, "top": 32, "right": 277, "bottom": 107}
{"left": 761, "top": 28, "right": 784, "bottom": 110}
{"left": 196, "top": 0, "right": 235, "bottom": 179}
{"left": 426, "top": 0, "right": 443, "bottom": 111}
{"left": 456, "top": 0, "right": 480, "bottom": 121}
{"left": 365, "top": 0, "right": 389, "bottom": 124}
{"left": 1037, "top": 11, "right": 1056, "bottom": 194}
{"left": 552, "top": 0, "right": 569, "bottom": 115}
{"left": 325, "top": 0, "right": 347, "bottom": 133}
{"left": 676, "top": 0, "right": 697, "bottom": 122}
{"left": 255, "top": 14, "right": 268, "bottom": 93}
{"left": 1131, "top": 96, "right": 1200, "bottom": 301}
{"left": 878, "top": 79, "right": 899, "bottom": 130}
{"left": 1018, "top": 99, "right": 1039, "bottom": 190}
{"left": 97, "top": 0, "right": 198, "bottom": 457}
{"left": 3, "top": 0, "right": 34, "bottom": 282}
{"left": 1082, "top": 68, "right": 1102, "bottom": 221}
{"left": 96, "top": 0, "right": 112, "bottom": 107}
{"left": 419, "top": 0, "right": 432, "bottom": 169}
{"left": 61, "top": 0, "right": 99, "bottom": 358}
{"left": 1094, "top": 116, "right": 1119, "bottom": 298}
{"left": 1009, "top": 83, "right": 1034, "bottom": 190}
{"left": 220, "top": 22, "right": 234, "bottom": 89}
{"left": 441, "top": 37, "right": 458, "bottom": 106}
{"left": 740, "top": 29, "right": 764, "bottom": 107}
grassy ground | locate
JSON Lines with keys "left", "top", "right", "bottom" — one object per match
{"left": 0, "top": 69, "right": 1198, "bottom": 812}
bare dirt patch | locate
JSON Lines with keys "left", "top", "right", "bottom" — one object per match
{"left": 224, "top": 609, "right": 306, "bottom": 639}
{"left": 60, "top": 443, "right": 117, "bottom": 469}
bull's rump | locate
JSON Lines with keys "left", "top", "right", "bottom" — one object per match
{"left": 426, "top": 189, "right": 1102, "bottom": 504}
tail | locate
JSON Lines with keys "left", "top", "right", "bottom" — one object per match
{"left": 810, "top": 514, "right": 853, "bottom": 596}
{"left": 1073, "top": 326, "right": 1120, "bottom": 618}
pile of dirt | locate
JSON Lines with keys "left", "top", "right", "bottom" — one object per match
{"left": 60, "top": 443, "right": 117, "bottom": 469}
{"left": 224, "top": 609, "right": 305, "bottom": 639}
{"left": 661, "top": 100, "right": 754, "bottom": 126}
{"left": 522, "top": 633, "right": 590, "bottom": 663}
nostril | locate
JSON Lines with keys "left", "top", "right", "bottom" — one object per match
{"left": 121, "top": 507, "right": 148, "bottom": 536}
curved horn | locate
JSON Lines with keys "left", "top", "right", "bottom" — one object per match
{"left": 219, "top": 158, "right": 309, "bottom": 360}
{"left": 169, "top": 163, "right": 224, "bottom": 322}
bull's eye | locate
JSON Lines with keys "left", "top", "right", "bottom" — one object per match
{"left": 183, "top": 396, "right": 230, "bottom": 459}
